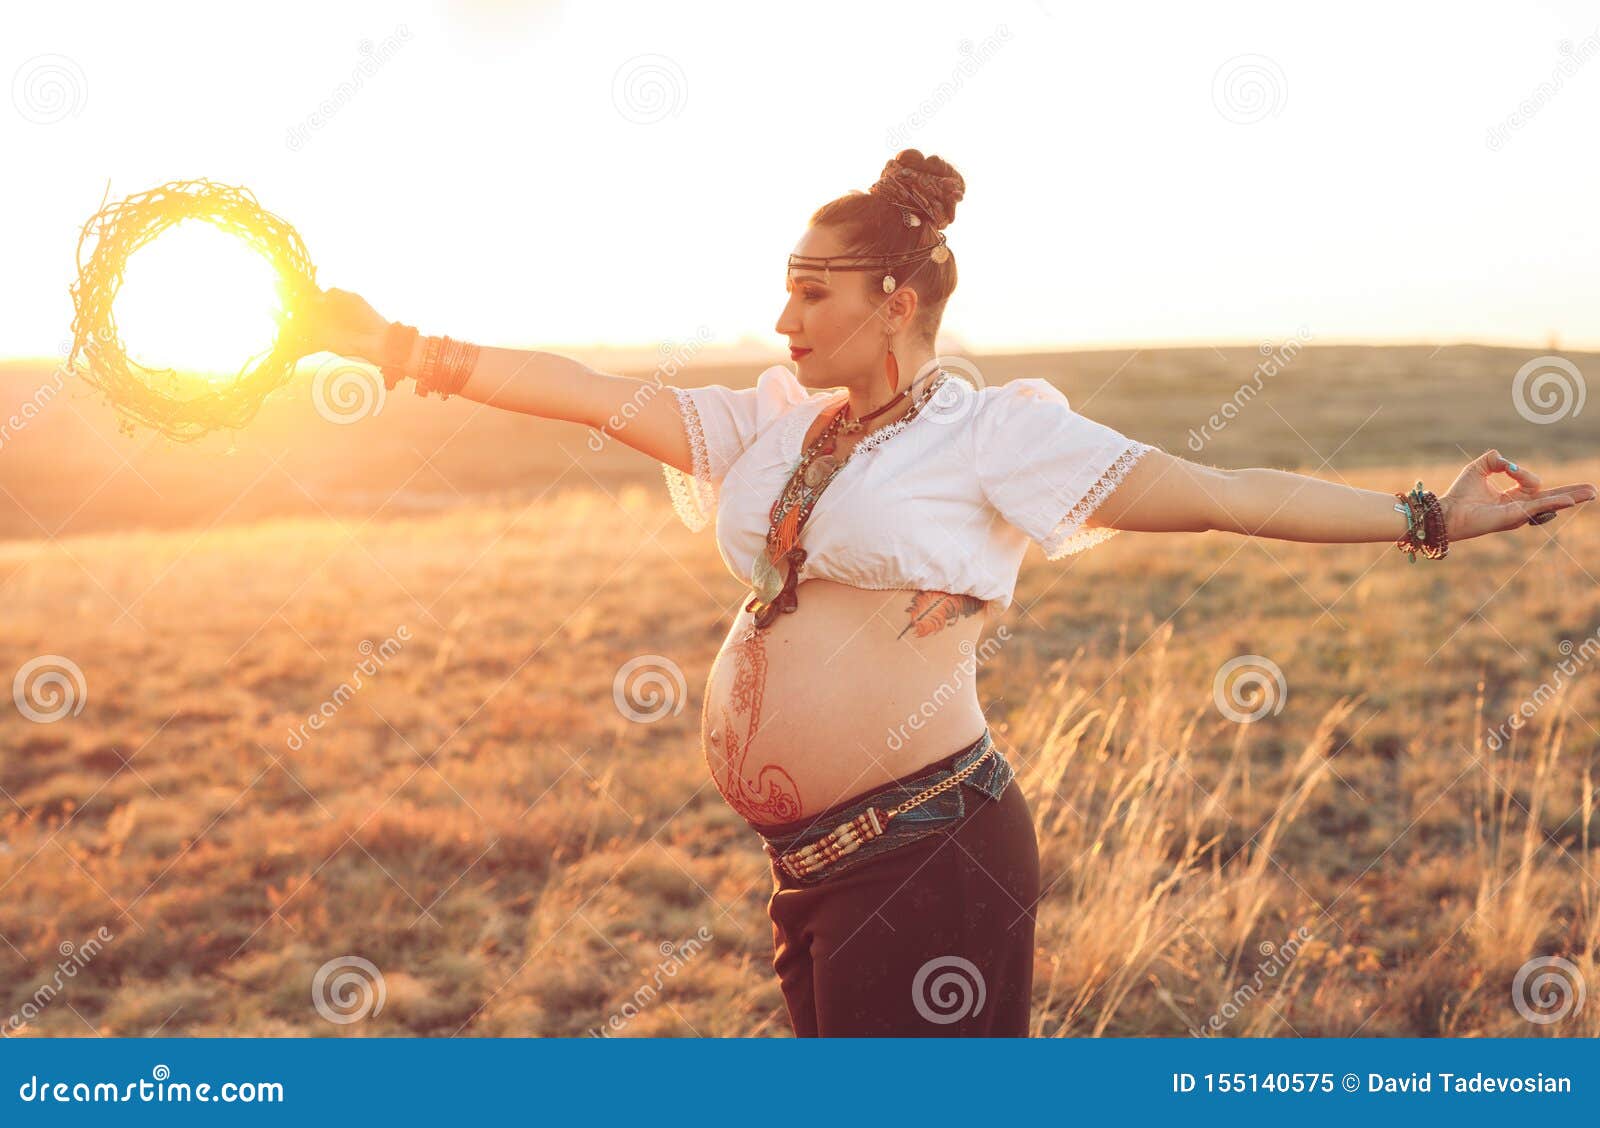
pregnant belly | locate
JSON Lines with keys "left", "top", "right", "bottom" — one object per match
{"left": 700, "top": 577, "right": 998, "bottom": 830}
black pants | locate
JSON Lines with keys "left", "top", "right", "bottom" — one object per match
{"left": 765, "top": 773, "right": 1041, "bottom": 1036}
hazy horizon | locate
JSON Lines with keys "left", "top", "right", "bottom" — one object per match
{"left": 2, "top": 333, "right": 1585, "bottom": 370}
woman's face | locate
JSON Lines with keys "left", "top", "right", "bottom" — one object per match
{"left": 775, "top": 224, "right": 907, "bottom": 390}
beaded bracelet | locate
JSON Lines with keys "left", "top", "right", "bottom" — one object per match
{"left": 1395, "top": 483, "right": 1427, "bottom": 562}
{"left": 414, "top": 334, "right": 442, "bottom": 397}
{"left": 1393, "top": 498, "right": 1416, "bottom": 543}
{"left": 1421, "top": 489, "right": 1448, "bottom": 555}
{"left": 1394, "top": 480, "right": 1449, "bottom": 562}
{"left": 414, "top": 334, "right": 480, "bottom": 400}
{"left": 369, "top": 323, "right": 481, "bottom": 400}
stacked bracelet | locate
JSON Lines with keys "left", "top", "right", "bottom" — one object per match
{"left": 373, "top": 323, "right": 480, "bottom": 400}
{"left": 416, "top": 334, "right": 443, "bottom": 397}
{"left": 414, "top": 334, "right": 480, "bottom": 400}
{"left": 1394, "top": 480, "right": 1449, "bottom": 562}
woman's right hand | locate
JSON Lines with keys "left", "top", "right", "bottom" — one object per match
{"left": 285, "top": 286, "right": 391, "bottom": 363}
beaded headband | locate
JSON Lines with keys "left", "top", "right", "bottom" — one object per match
{"left": 787, "top": 166, "right": 955, "bottom": 294}
{"left": 787, "top": 227, "right": 951, "bottom": 293}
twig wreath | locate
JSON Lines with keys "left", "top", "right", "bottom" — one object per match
{"left": 66, "top": 178, "right": 318, "bottom": 442}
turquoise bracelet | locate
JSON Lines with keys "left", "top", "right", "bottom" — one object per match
{"left": 1394, "top": 481, "right": 1428, "bottom": 563}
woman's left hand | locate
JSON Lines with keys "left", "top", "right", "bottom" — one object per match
{"left": 1437, "top": 448, "right": 1598, "bottom": 541}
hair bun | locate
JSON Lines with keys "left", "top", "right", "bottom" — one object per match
{"left": 868, "top": 150, "right": 965, "bottom": 230}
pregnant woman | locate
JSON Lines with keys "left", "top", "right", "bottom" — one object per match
{"left": 292, "top": 150, "right": 1596, "bottom": 1036}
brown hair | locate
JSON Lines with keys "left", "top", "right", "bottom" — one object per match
{"left": 808, "top": 149, "right": 966, "bottom": 345}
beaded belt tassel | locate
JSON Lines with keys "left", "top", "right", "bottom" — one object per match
{"left": 777, "top": 807, "right": 890, "bottom": 879}
{"left": 771, "top": 744, "right": 994, "bottom": 879}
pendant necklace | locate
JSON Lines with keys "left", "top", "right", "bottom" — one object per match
{"left": 745, "top": 369, "right": 949, "bottom": 629}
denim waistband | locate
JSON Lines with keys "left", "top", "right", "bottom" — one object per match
{"left": 756, "top": 727, "right": 1014, "bottom": 886}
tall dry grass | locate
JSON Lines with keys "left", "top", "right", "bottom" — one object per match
{"left": 1, "top": 345, "right": 1596, "bottom": 1035}
{"left": 1015, "top": 627, "right": 1353, "bottom": 1036}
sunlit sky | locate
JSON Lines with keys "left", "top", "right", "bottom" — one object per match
{"left": 4, "top": 0, "right": 1600, "bottom": 365}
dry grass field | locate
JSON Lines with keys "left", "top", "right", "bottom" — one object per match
{"left": 1, "top": 343, "right": 1597, "bottom": 1036}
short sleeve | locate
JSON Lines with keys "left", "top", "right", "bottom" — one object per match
{"left": 972, "top": 378, "right": 1157, "bottom": 559}
{"left": 661, "top": 364, "right": 810, "bottom": 531}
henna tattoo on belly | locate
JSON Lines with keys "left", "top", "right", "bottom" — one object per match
{"left": 897, "top": 590, "right": 989, "bottom": 639}
{"left": 704, "top": 622, "right": 802, "bottom": 826}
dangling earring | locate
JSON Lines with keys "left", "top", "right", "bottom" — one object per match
{"left": 884, "top": 341, "right": 899, "bottom": 396}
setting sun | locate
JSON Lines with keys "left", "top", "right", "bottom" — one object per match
{"left": 114, "top": 218, "right": 283, "bottom": 381}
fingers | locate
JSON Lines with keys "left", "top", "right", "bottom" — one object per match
{"left": 1509, "top": 483, "right": 1599, "bottom": 504}
{"left": 1520, "top": 498, "right": 1568, "bottom": 527}
{"left": 1482, "top": 448, "right": 1542, "bottom": 492}
{"left": 1518, "top": 488, "right": 1595, "bottom": 526}
{"left": 1551, "top": 483, "right": 1597, "bottom": 503}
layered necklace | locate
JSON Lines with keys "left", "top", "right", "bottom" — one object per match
{"left": 744, "top": 368, "right": 950, "bottom": 629}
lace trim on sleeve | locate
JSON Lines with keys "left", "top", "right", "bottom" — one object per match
{"left": 661, "top": 387, "right": 717, "bottom": 532}
{"left": 1038, "top": 441, "right": 1155, "bottom": 561}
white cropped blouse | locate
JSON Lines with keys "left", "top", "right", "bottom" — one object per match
{"left": 661, "top": 365, "right": 1158, "bottom": 611}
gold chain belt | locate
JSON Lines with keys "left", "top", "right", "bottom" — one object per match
{"left": 773, "top": 744, "right": 995, "bottom": 880}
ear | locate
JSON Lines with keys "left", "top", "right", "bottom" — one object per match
{"left": 876, "top": 284, "right": 920, "bottom": 334}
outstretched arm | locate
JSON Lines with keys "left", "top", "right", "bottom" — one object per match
{"left": 291, "top": 287, "right": 698, "bottom": 473}
{"left": 1088, "top": 447, "right": 1597, "bottom": 544}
